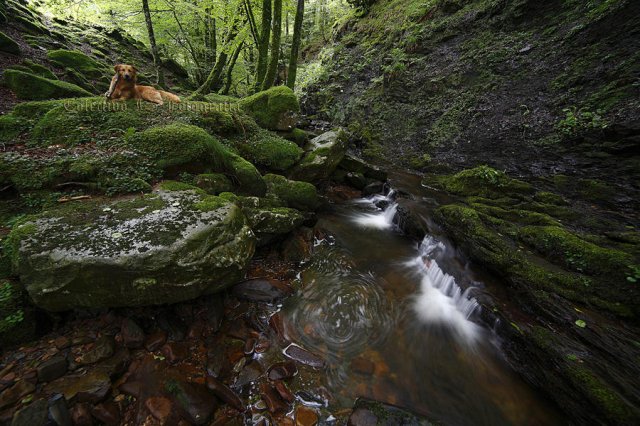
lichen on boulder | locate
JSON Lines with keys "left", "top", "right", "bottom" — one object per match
{"left": 5, "top": 189, "right": 256, "bottom": 311}
{"left": 289, "top": 130, "right": 348, "bottom": 183}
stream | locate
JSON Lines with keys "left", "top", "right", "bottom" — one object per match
{"left": 279, "top": 171, "right": 564, "bottom": 425}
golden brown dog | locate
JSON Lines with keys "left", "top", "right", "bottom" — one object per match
{"left": 105, "top": 64, "right": 180, "bottom": 105}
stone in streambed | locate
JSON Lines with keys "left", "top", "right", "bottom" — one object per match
{"left": 0, "top": 380, "right": 35, "bottom": 409}
{"left": 48, "top": 394, "right": 72, "bottom": 426}
{"left": 267, "top": 361, "right": 298, "bottom": 381}
{"left": 8, "top": 190, "right": 255, "bottom": 311}
{"left": 91, "top": 401, "right": 120, "bottom": 425}
{"left": 45, "top": 369, "right": 110, "bottom": 403}
{"left": 283, "top": 345, "right": 325, "bottom": 368}
{"left": 144, "top": 329, "right": 167, "bottom": 351}
{"left": 160, "top": 342, "right": 190, "bottom": 363}
{"left": 121, "top": 318, "right": 144, "bottom": 349}
{"left": 145, "top": 396, "right": 175, "bottom": 424}
{"left": 289, "top": 131, "right": 348, "bottom": 183}
{"left": 295, "top": 405, "right": 319, "bottom": 426}
{"left": 206, "top": 376, "right": 244, "bottom": 411}
{"left": 233, "top": 279, "right": 293, "bottom": 303}
{"left": 10, "top": 399, "right": 48, "bottom": 426}
{"left": 260, "top": 383, "right": 288, "bottom": 414}
{"left": 69, "top": 403, "right": 92, "bottom": 426}
{"left": 78, "top": 335, "right": 115, "bottom": 365}
{"left": 37, "top": 355, "right": 68, "bottom": 382}
{"left": 165, "top": 379, "right": 218, "bottom": 425}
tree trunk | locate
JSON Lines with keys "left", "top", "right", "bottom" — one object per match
{"left": 261, "top": 0, "right": 282, "bottom": 90}
{"left": 142, "top": 0, "right": 166, "bottom": 89}
{"left": 223, "top": 42, "right": 243, "bottom": 95}
{"left": 254, "top": 0, "right": 271, "bottom": 92}
{"left": 286, "top": 0, "right": 304, "bottom": 90}
{"left": 189, "top": 24, "right": 239, "bottom": 99}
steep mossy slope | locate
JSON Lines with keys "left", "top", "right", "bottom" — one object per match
{"left": 303, "top": 0, "right": 639, "bottom": 210}
{"left": 301, "top": 1, "right": 640, "bottom": 423}
{"left": 0, "top": 0, "right": 191, "bottom": 111}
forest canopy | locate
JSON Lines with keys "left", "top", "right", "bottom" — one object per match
{"left": 35, "top": 0, "right": 354, "bottom": 96}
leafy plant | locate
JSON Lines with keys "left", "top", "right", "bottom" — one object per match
{"left": 0, "top": 281, "right": 24, "bottom": 334}
{"left": 627, "top": 265, "right": 640, "bottom": 283}
{"left": 557, "top": 106, "right": 608, "bottom": 136}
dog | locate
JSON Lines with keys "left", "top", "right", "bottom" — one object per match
{"left": 105, "top": 64, "right": 180, "bottom": 105}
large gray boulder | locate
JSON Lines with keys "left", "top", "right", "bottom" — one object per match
{"left": 8, "top": 188, "right": 255, "bottom": 311}
{"left": 289, "top": 130, "right": 347, "bottom": 183}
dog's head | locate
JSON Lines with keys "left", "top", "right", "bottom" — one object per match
{"left": 114, "top": 64, "right": 137, "bottom": 82}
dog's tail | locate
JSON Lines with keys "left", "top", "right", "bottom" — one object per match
{"left": 159, "top": 90, "right": 181, "bottom": 103}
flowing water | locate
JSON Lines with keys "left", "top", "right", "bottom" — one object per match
{"left": 280, "top": 171, "right": 564, "bottom": 425}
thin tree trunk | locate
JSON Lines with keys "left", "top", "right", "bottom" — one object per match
{"left": 189, "top": 24, "right": 239, "bottom": 99}
{"left": 254, "top": 0, "right": 271, "bottom": 92}
{"left": 244, "top": 0, "right": 259, "bottom": 46}
{"left": 142, "top": 0, "right": 166, "bottom": 88}
{"left": 261, "top": 0, "right": 282, "bottom": 90}
{"left": 223, "top": 42, "right": 243, "bottom": 95}
{"left": 286, "top": 0, "right": 304, "bottom": 90}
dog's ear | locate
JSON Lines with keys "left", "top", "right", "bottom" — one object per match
{"left": 114, "top": 64, "right": 122, "bottom": 72}
{"left": 131, "top": 65, "right": 138, "bottom": 73}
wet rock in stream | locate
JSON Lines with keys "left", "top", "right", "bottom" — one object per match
{"left": 233, "top": 278, "right": 293, "bottom": 303}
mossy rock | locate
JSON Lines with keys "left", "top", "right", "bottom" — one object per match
{"left": 244, "top": 206, "right": 305, "bottom": 246}
{"left": 204, "top": 93, "right": 239, "bottom": 104}
{"left": 227, "top": 153, "right": 267, "bottom": 197}
{"left": 235, "top": 128, "right": 303, "bottom": 171}
{"left": 240, "top": 86, "right": 300, "bottom": 131}
{"left": 435, "top": 166, "right": 534, "bottom": 199}
{"left": 63, "top": 67, "right": 95, "bottom": 92}
{"left": 195, "top": 173, "right": 234, "bottom": 195}
{"left": 3, "top": 69, "right": 92, "bottom": 100}
{"left": 47, "top": 49, "right": 107, "bottom": 79}
{"left": 0, "top": 115, "right": 28, "bottom": 144}
{"left": 127, "top": 123, "right": 229, "bottom": 172}
{"left": 264, "top": 173, "right": 319, "bottom": 211}
{"left": 0, "top": 30, "right": 20, "bottom": 55}
{"left": 289, "top": 130, "right": 348, "bottom": 183}
{"left": 519, "top": 225, "right": 637, "bottom": 280}
{"left": 433, "top": 204, "right": 636, "bottom": 317}
{"left": 6, "top": 190, "right": 256, "bottom": 311}
{"left": 22, "top": 59, "right": 57, "bottom": 80}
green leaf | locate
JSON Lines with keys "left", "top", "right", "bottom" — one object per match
{"left": 575, "top": 319, "right": 586, "bottom": 328}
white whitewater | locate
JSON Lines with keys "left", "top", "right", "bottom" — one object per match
{"left": 351, "top": 189, "right": 398, "bottom": 230}
{"left": 408, "top": 235, "right": 481, "bottom": 343}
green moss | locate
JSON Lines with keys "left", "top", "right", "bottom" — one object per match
{"left": 0, "top": 115, "right": 27, "bottom": 144}
{"left": 470, "top": 202, "right": 559, "bottom": 226}
{"left": 264, "top": 174, "right": 319, "bottom": 211}
{"left": 127, "top": 123, "right": 229, "bottom": 171}
{"left": 533, "top": 191, "right": 567, "bottom": 206}
{"left": 0, "top": 31, "right": 20, "bottom": 55}
{"left": 46, "top": 49, "right": 106, "bottom": 78}
{"left": 235, "top": 128, "right": 303, "bottom": 171}
{"left": 0, "top": 153, "right": 69, "bottom": 191}
{"left": 3, "top": 69, "right": 92, "bottom": 100}
{"left": 436, "top": 166, "right": 534, "bottom": 199}
{"left": 240, "top": 86, "right": 300, "bottom": 131}
{"left": 158, "top": 180, "right": 206, "bottom": 194}
{"left": 519, "top": 225, "right": 636, "bottom": 279}
{"left": 22, "top": 59, "right": 57, "bottom": 80}
{"left": 4, "top": 220, "right": 37, "bottom": 272}
{"left": 195, "top": 173, "right": 234, "bottom": 194}
{"left": 433, "top": 204, "right": 636, "bottom": 317}
{"left": 565, "top": 365, "right": 634, "bottom": 423}
{"left": 227, "top": 153, "right": 266, "bottom": 197}
{"left": 204, "top": 93, "right": 239, "bottom": 103}
{"left": 194, "top": 195, "right": 230, "bottom": 212}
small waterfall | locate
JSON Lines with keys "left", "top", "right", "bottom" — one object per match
{"left": 408, "top": 235, "right": 481, "bottom": 344}
{"left": 351, "top": 188, "right": 398, "bottom": 229}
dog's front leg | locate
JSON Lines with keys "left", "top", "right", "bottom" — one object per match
{"left": 105, "top": 74, "right": 120, "bottom": 99}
